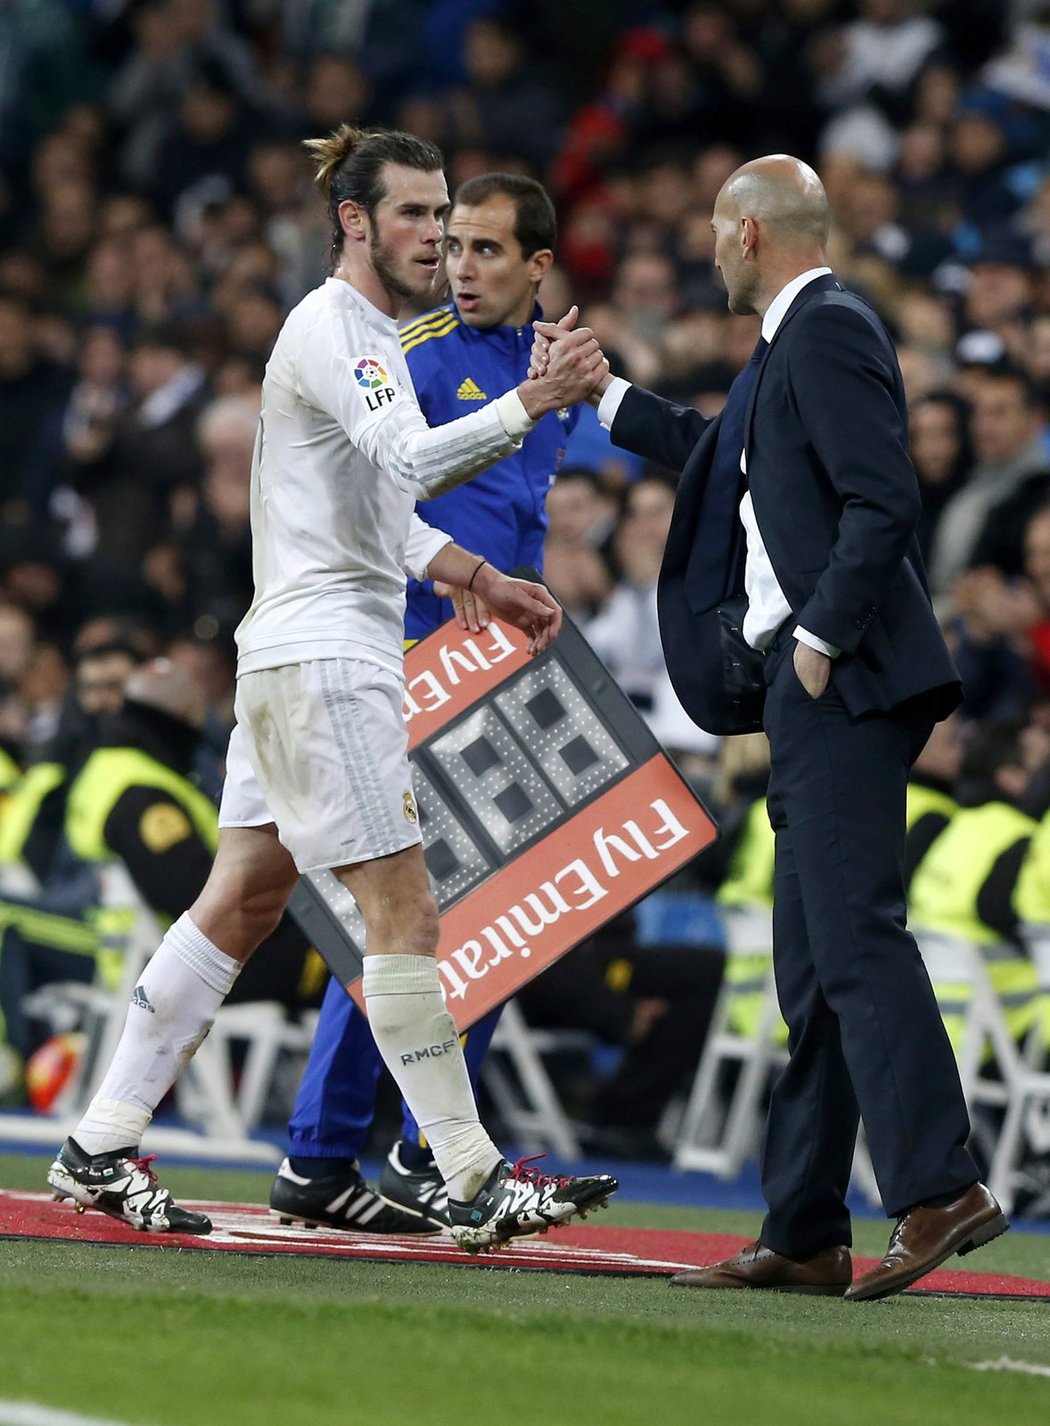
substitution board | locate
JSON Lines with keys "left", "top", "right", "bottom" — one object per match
{"left": 289, "top": 601, "right": 718, "bottom": 1030}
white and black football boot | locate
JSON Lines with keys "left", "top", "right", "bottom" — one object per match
{"left": 448, "top": 1155, "right": 618, "bottom": 1253}
{"left": 378, "top": 1140, "right": 450, "bottom": 1228}
{"left": 269, "top": 1158, "right": 438, "bottom": 1233}
{"left": 48, "top": 1138, "right": 212, "bottom": 1234}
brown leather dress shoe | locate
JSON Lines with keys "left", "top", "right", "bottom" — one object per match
{"left": 670, "top": 1241, "right": 852, "bottom": 1296}
{"left": 845, "top": 1182, "right": 1008, "bottom": 1302}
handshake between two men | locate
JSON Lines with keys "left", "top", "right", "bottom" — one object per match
{"left": 525, "top": 306, "right": 612, "bottom": 407}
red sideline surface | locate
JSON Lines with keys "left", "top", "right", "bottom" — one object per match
{"left": 1, "top": 1192, "right": 1047, "bottom": 1299}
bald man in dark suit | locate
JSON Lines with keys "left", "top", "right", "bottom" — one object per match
{"left": 538, "top": 156, "right": 1006, "bottom": 1301}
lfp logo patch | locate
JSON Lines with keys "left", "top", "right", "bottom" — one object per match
{"left": 355, "top": 358, "right": 389, "bottom": 390}
{"left": 353, "top": 357, "right": 398, "bottom": 412}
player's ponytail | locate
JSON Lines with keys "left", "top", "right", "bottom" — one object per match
{"left": 303, "top": 125, "right": 444, "bottom": 273}
{"left": 304, "top": 123, "right": 366, "bottom": 206}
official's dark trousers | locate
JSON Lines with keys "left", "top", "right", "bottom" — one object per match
{"left": 758, "top": 650, "right": 977, "bottom": 1255}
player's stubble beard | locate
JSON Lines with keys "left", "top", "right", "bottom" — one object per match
{"left": 370, "top": 229, "right": 437, "bottom": 305}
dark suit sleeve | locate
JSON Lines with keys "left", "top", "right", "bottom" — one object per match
{"left": 787, "top": 306, "right": 922, "bottom": 655}
{"left": 610, "top": 385, "right": 712, "bottom": 475}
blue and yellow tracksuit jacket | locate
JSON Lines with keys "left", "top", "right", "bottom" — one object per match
{"left": 400, "top": 302, "right": 578, "bottom": 641}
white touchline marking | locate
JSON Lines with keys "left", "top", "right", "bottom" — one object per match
{"left": 971, "top": 1358, "right": 1050, "bottom": 1378}
{"left": 0, "top": 1403, "right": 144, "bottom": 1426}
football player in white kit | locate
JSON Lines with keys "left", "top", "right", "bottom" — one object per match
{"left": 48, "top": 125, "right": 617, "bottom": 1252}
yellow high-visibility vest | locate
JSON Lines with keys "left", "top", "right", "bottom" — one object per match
{"left": 910, "top": 801, "right": 1039, "bottom": 1045}
{"left": 65, "top": 748, "right": 218, "bottom": 987}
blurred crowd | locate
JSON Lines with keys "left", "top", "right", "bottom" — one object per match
{"left": 4, "top": 0, "right": 1050, "bottom": 1145}
{"left": 1, "top": 1, "right": 1050, "bottom": 763}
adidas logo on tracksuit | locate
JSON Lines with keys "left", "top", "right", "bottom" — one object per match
{"left": 456, "top": 378, "right": 487, "bottom": 401}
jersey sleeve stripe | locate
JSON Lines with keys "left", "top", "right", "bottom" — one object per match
{"left": 400, "top": 316, "right": 461, "bottom": 355}
{"left": 399, "top": 306, "right": 458, "bottom": 341}
{"left": 399, "top": 313, "right": 459, "bottom": 347}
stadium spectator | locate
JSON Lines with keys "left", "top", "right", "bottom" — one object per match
{"left": 948, "top": 503, "right": 1050, "bottom": 716}
{"left": 930, "top": 368, "right": 1050, "bottom": 593}
{"left": 959, "top": 231, "right": 1040, "bottom": 362}
{"left": 908, "top": 717, "right": 1049, "bottom": 1052}
{"left": 72, "top": 321, "right": 209, "bottom": 578}
{"left": 904, "top": 712, "right": 963, "bottom": 887}
{"left": 909, "top": 390, "right": 973, "bottom": 564}
{"left": 0, "top": 604, "right": 37, "bottom": 688}
{"left": 584, "top": 474, "right": 720, "bottom": 758}
{"left": 171, "top": 394, "right": 257, "bottom": 636}
{"left": 437, "top": 15, "right": 566, "bottom": 171}
{"left": 1022, "top": 313, "right": 1050, "bottom": 423}
{"left": 0, "top": 633, "right": 151, "bottom": 1067}
{"left": 109, "top": 0, "right": 265, "bottom": 193}
{"left": 824, "top": 0, "right": 946, "bottom": 127}
{"left": 149, "top": 57, "right": 270, "bottom": 225}
{"left": 297, "top": 53, "right": 373, "bottom": 141}
{"left": 542, "top": 468, "right": 616, "bottom": 622}
{"left": 0, "top": 292, "right": 73, "bottom": 527}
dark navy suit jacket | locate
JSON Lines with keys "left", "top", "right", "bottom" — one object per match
{"left": 610, "top": 274, "right": 961, "bottom": 722}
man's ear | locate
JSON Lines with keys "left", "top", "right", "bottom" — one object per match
{"left": 527, "top": 248, "right": 554, "bottom": 286}
{"left": 741, "top": 216, "right": 759, "bottom": 260}
{"left": 338, "top": 197, "right": 368, "bottom": 246}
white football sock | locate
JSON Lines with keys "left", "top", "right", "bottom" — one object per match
{"left": 363, "top": 954, "right": 501, "bottom": 1201}
{"left": 72, "top": 913, "right": 242, "bottom": 1156}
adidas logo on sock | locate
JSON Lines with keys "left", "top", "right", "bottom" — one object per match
{"left": 131, "top": 984, "right": 155, "bottom": 1013}
{"left": 456, "top": 377, "right": 487, "bottom": 401}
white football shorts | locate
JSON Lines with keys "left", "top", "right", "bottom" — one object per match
{"left": 219, "top": 658, "right": 422, "bottom": 873}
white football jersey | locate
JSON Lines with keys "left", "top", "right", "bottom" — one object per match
{"left": 236, "top": 277, "right": 528, "bottom": 676}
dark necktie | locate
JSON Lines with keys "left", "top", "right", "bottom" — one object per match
{"left": 684, "top": 335, "right": 769, "bottom": 611}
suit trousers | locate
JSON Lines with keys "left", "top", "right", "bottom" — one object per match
{"left": 758, "top": 648, "right": 977, "bottom": 1255}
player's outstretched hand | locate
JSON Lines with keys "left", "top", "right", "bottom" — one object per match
{"left": 433, "top": 578, "right": 491, "bottom": 634}
{"left": 472, "top": 566, "right": 563, "bottom": 656}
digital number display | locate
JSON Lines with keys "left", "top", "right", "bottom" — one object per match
{"left": 289, "top": 599, "right": 716, "bottom": 1028}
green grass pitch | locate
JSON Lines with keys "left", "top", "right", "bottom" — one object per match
{"left": 1, "top": 1152, "right": 1048, "bottom": 1426}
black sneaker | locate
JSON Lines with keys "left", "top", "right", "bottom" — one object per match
{"left": 448, "top": 1155, "right": 618, "bottom": 1253}
{"left": 269, "top": 1158, "right": 438, "bottom": 1234}
{"left": 378, "top": 1140, "right": 450, "bottom": 1228}
{"left": 47, "top": 1138, "right": 212, "bottom": 1235}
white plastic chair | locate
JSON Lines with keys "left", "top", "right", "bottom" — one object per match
{"left": 672, "top": 904, "right": 881, "bottom": 1207}
{"left": 986, "top": 927, "right": 1050, "bottom": 1215}
{"left": 673, "top": 903, "right": 786, "bottom": 1176}
{"left": 481, "top": 997, "right": 594, "bottom": 1158}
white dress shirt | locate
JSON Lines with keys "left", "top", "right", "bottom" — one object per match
{"left": 742, "top": 267, "right": 836, "bottom": 655}
{"left": 598, "top": 266, "right": 839, "bottom": 658}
